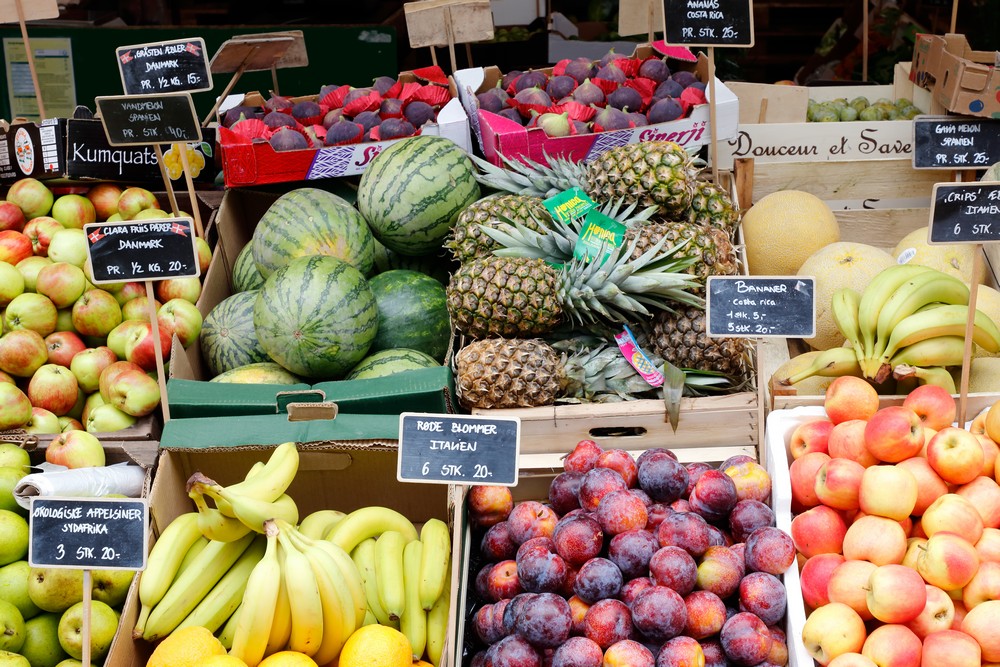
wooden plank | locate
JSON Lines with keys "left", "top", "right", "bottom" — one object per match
{"left": 209, "top": 36, "right": 294, "bottom": 73}
{"left": 834, "top": 208, "right": 932, "bottom": 247}
{"left": 0, "top": 0, "right": 58, "bottom": 22}
{"left": 404, "top": 0, "right": 493, "bottom": 48}
{"left": 725, "top": 81, "right": 807, "bottom": 124}
{"left": 749, "top": 160, "right": 941, "bottom": 202}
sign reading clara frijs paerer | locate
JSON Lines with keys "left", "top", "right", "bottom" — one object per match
{"left": 397, "top": 412, "right": 520, "bottom": 486}
{"left": 115, "top": 37, "right": 212, "bottom": 95}
{"left": 84, "top": 217, "right": 200, "bottom": 284}
{"left": 29, "top": 497, "right": 148, "bottom": 570}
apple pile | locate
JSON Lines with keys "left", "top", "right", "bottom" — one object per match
{"left": 0, "top": 442, "right": 134, "bottom": 665}
{"left": 789, "top": 376, "right": 1000, "bottom": 666}
{"left": 464, "top": 440, "right": 794, "bottom": 667}
{"left": 0, "top": 177, "right": 210, "bottom": 436}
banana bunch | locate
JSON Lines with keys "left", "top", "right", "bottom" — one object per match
{"left": 781, "top": 265, "right": 1000, "bottom": 392}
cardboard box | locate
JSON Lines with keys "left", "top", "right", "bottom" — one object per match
{"left": 0, "top": 113, "right": 217, "bottom": 185}
{"left": 217, "top": 74, "right": 472, "bottom": 187}
{"left": 547, "top": 12, "right": 643, "bottom": 64}
{"left": 454, "top": 44, "right": 739, "bottom": 167}
{"left": 165, "top": 187, "right": 459, "bottom": 417}
{"left": 105, "top": 431, "right": 461, "bottom": 667}
{"left": 911, "top": 33, "right": 1000, "bottom": 119}
{"left": 717, "top": 63, "right": 932, "bottom": 171}
{"left": 451, "top": 418, "right": 792, "bottom": 666}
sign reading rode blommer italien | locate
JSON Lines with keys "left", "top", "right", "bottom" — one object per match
{"left": 397, "top": 412, "right": 520, "bottom": 486}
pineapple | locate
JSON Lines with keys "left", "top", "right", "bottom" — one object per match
{"left": 445, "top": 194, "right": 552, "bottom": 263}
{"left": 624, "top": 221, "right": 739, "bottom": 289}
{"left": 471, "top": 141, "right": 699, "bottom": 216}
{"left": 684, "top": 180, "right": 739, "bottom": 233}
{"left": 647, "top": 306, "right": 753, "bottom": 380}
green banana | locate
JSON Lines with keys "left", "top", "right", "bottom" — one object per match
{"left": 135, "top": 512, "right": 203, "bottom": 636}
{"left": 872, "top": 270, "right": 970, "bottom": 360}
{"left": 425, "top": 578, "right": 450, "bottom": 667}
{"left": 401, "top": 539, "right": 427, "bottom": 661}
{"left": 188, "top": 487, "right": 252, "bottom": 542}
{"left": 831, "top": 287, "right": 865, "bottom": 362}
{"left": 857, "top": 264, "right": 934, "bottom": 359}
{"left": 375, "top": 530, "right": 408, "bottom": 621}
{"left": 175, "top": 535, "right": 266, "bottom": 633}
{"left": 352, "top": 538, "right": 397, "bottom": 628}
{"left": 326, "top": 506, "right": 419, "bottom": 554}
{"left": 210, "top": 442, "right": 299, "bottom": 516}
{"left": 217, "top": 601, "right": 241, "bottom": 650}
{"left": 418, "top": 518, "right": 451, "bottom": 612}
{"left": 191, "top": 474, "right": 300, "bottom": 533}
{"left": 889, "top": 335, "right": 968, "bottom": 369}
{"left": 878, "top": 304, "right": 1000, "bottom": 364}
{"left": 780, "top": 346, "right": 862, "bottom": 386}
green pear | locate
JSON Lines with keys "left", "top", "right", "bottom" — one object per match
{"left": 0, "top": 561, "right": 40, "bottom": 620}
{"left": 0, "top": 599, "right": 25, "bottom": 652}
{"left": 0, "top": 445, "right": 29, "bottom": 472}
{"left": 0, "top": 512, "right": 27, "bottom": 566}
{"left": 19, "top": 612, "right": 67, "bottom": 667}
{"left": 90, "top": 569, "right": 134, "bottom": 608}
{"left": 0, "top": 650, "right": 29, "bottom": 667}
{"left": 0, "top": 467, "right": 26, "bottom": 515}
{"left": 26, "top": 568, "right": 83, "bottom": 614}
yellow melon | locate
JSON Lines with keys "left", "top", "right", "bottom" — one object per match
{"left": 741, "top": 190, "right": 840, "bottom": 276}
{"left": 797, "top": 242, "right": 896, "bottom": 350}
{"left": 891, "top": 225, "right": 988, "bottom": 284}
{"left": 973, "top": 284, "right": 1000, "bottom": 358}
{"left": 969, "top": 357, "right": 1000, "bottom": 393}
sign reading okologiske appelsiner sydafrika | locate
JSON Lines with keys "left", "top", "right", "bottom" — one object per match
{"left": 707, "top": 276, "right": 816, "bottom": 337}
{"left": 29, "top": 497, "right": 148, "bottom": 570}
{"left": 397, "top": 412, "right": 520, "bottom": 486}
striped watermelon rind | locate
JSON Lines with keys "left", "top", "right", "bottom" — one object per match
{"left": 252, "top": 187, "right": 376, "bottom": 279}
{"left": 200, "top": 290, "right": 270, "bottom": 377}
{"left": 232, "top": 241, "right": 265, "bottom": 292}
{"left": 357, "top": 136, "right": 480, "bottom": 256}
{"left": 253, "top": 255, "right": 379, "bottom": 379}
{"left": 372, "top": 237, "right": 453, "bottom": 284}
{"left": 210, "top": 362, "right": 302, "bottom": 384}
{"left": 345, "top": 348, "right": 440, "bottom": 380}
{"left": 368, "top": 269, "right": 451, "bottom": 362}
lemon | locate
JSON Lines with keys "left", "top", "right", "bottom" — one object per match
{"left": 198, "top": 656, "right": 249, "bottom": 667}
{"left": 338, "top": 625, "right": 412, "bottom": 667}
{"left": 257, "top": 651, "right": 318, "bottom": 667}
{"left": 145, "top": 626, "right": 226, "bottom": 667}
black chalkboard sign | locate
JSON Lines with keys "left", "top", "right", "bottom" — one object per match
{"left": 397, "top": 412, "right": 520, "bottom": 486}
{"left": 913, "top": 116, "right": 1000, "bottom": 169}
{"left": 84, "top": 218, "right": 200, "bottom": 283}
{"left": 928, "top": 181, "right": 1000, "bottom": 244}
{"left": 116, "top": 38, "right": 212, "bottom": 95}
{"left": 664, "top": 0, "right": 754, "bottom": 47}
{"left": 95, "top": 93, "right": 202, "bottom": 147}
{"left": 29, "top": 497, "right": 148, "bottom": 570}
{"left": 707, "top": 276, "right": 815, "bottom": 337}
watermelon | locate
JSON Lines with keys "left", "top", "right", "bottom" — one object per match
{"left": 210, "top": 362, "right": 302, "bottom": 384}
{"left": 252, "top": 187, "right": 375, "bottom": 279}
{"left": 357, "top": 136, "right": 480, "bottom": 256}
{"left": 345, "top": 348, "right": 440, "bottom": 380}
{"left": 368, "top": 270, "right": 450, "bottom": 362}
{"left": 233, "top": 242, "right": 265, "bottom": 292}
{"left": 253, "top": 255, "right": 379, "bottom": 379}
{"left": 200, "top": 290, "right": 270, "bottom": 376}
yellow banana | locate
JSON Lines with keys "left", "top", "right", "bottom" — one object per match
{"left": 418, "top": 518, "right": 451, "bottom": 612}
{"left": 401, "top": 539, "right": 427, "bottom": 661}
{"left": 176, "top": 535, "right": 266, "bottom": 633}
{"left": 230, "top": 521, "right": 282, "bottom": 667}
{"left": 893, "top": 363, "right": 958, "bottom": 393}
{"left": 873, "top": 270, "right": 970, "bottom": 360}
{"left": 889, "top": 335, "right": 968, "bottom": 369}
{"left": 298, "top": 510, "right": 346, "bottom": 540}
{"left": 206, "top": 442, "right": 300, "bottom": 516}
{"left": 326, "top": 506, "right": 419, "bottom": 553}
{"left": 189, "top": 487, "right": 253, "bottom": 542}
{"left": 425, "top": 578, "right": 450, "bottom": 667}
{"left": 135, "top": 512, "right": 203, "bottom": 636}
{"left": 276, "top": 528, "right": 324, "bottom": 658}
{"left": 857, "top": 264, "right": 934, "bottom": 359}
{"left": 192, "top": 475, "right": 300, "bottom": 533}
{"left": 375, "top": 530, "right": 408, "bottom": 621}
{"left": 218, "top": 602, "right": 242, "bottom": 650}
{"left": 141, "top": 531, "right": 258, "bottom": 641}
{"left": 352, "top": 538, "right": 397, "bottom": 628}
{"left": 780, "top": 346, "right": 861, "bottom": 386}
{"left": 288, "top": 529, "right": 366, "bottom": 631}
{"left": 878, "top": 304, "right": 1000, "bottom": 364}
{"left": 265, "top": 563, "right": 292, "bottom": 658}
{"left": 300, "top": 532, "right": 357, "bottom": 665}
{"left": 831, "top": 287, "right": 865, "bottom": 361}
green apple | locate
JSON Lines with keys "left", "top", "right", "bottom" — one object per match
{"left": 0, "top": 263, "right": 24, "bottom": 308}
{"left": 0, "top": 467, "right": 26, "bottom": 515}
{"left": 26, "top": 569, "right": 83, "bottom": 614}
{"left": 0, "top": 561, "right": 40, "bottom": 620}
{"left": 90, "top": 569, "right": 134, "bottom": 608}
{"left": 54, "top": 660, "right": 92, "bottom": 667}
{"left": 0, "top": 650, "right": 29, "bottom": 667}
{"left": 84, "top": 404, "right": 136, "bottom": 434}
{"left": 0, "top": 511, "right": 27, "bottom": 566}
{"left": 0, "top": 446, "right": 29, "bottom": 472}
{"left": 19, "top": 611, "right": 66, "bottom": 667}
{"left": 0, "top": 599, "right": 25, "bottom": 652}
{"left": 46, "top": 230, "right": 87, "bottom": 269}
{"left": 14, "top": 256, "right": 51, "bottom": 292}
{"left": 56, "top": 600, "right": 118, "bottom": 660}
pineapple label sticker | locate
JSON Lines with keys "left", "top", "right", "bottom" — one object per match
{"left": 928, "top": 181, "right": 1000, "bottom": 244}
{"left": 398, "top": 413, "right": 520, "bottom": 486}
{"left": 29, "top": 497, "right": 149, "bottom": 570}
{"left": 84, "top": 217, "right": 199, "bottom": 283}
{"left": 706, "top": 276, "right": 816, "bottom": 337}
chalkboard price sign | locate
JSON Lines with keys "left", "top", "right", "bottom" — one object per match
{"left": 707, "top": 276, "right": 816, "bottom": 337}
{"left": 664, "top": 0, "right": 754, "bottom": 47}
{"left": 29, "top": 497, "right": 148, "bottom": 571}
{"left": 928, "top": 181, "right": 1000, "bottom": 244}
{"left": 84, "top": 218, "right": 200, "bottom": 283}
{"left": 397, "top": 413, "right": 520, "bottom": 486}
{"left": 912, "top": 116, "right": 1000, "bottom": 169}
{"left": 95, "top": 93, "right": 202, "bottom": 147}
{"left": 116, "top": 38, "right": 213, "bottom": 96}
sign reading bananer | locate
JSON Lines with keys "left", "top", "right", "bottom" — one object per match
{"left": 398, "top": 413, "right": 520, "bottom": 486}
{"left": 929, "top": 181, "right": 1000, "bottom": 244}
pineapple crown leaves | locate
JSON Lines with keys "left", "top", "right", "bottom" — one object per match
{"left": 469, "top": 151, "right": 585, "bottom": 198}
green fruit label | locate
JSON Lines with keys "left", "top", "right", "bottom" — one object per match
{"left": 574, "top": 210, "right": 625, "bottom": 264}
{"left": 544, "top": 187, "right": 596, "bottom": 223}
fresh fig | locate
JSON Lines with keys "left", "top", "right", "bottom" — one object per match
{"left": 222, "top": 105, "right": 258, "bottom": 127}
{"left": 268, "top": 127, "right": 308, "bottom": 151}
{"left": 344, "top": 87, "right": 375, "bottom": 106}
{"left": 378, "top": 118, "right": 416, "bottom": 140}
{"left": 514, "top": 70, "right": 548, "bottom": 92}
{"left": 647, "top": 97, "right": 684, "bottom": 123}
{"left": 572, "top": 119, "right": 590, "bottom": 134}
{"left": 595, "top": 63, "right": 627, "bottom": 84}
{"left": 626, "top": 111, "right": 648, "bottom": 127}
{"left": 319, "top": 84, "right": 341, "bottom": 100}
{"left": 353, "top": 110, "right": 381, "bottom": 133}
{"left": 592, "top": 105, "right": 631, "bottom": 131}
{"left": 373, "top": 76, "right": 397, "bottom": 95}
{"left": 264, "top": 94, "right": 293, "bottom": 112}
{"left": 537, "top": 111, "right": 572, "bottom": 137}
{"left": 638, "top": 58, "right": 670, "bottom": 83}
{"left": 322, "top": 108, "right": 345, "bottom": 129}
{"left": 262, "top": 111, "right": 298, "bottom": 130}
{"left": 324, "top": 120, "right": 364, "bottom": 145}
{"left": 546, "top": 75, "right": 577, "bottom": 100}
{"left": 572, "top": 79, "right": 605, "bottom": 106}
{"left": 497, "top": 108, "right": 524, "bottom": 125}
{"left": 477, "top": 89, "right": 506, "bottom": 113}
{"left": 513, "top": 87, "right": 553, "bottom": 108}
{"left": 291, "top": 100, "right": 321, "bottom": 121}
{"left": 404, "top": 101, "right": 436, "bottom": 128}
{"left": 607, "top": 87, "right": 643, "bottom": 112}
{"left": 687, "top": 81, "right": 708, "bottom": 92}
{"left": 565, "top": 57, "right": 596, "bottom": 83}
{"left": 379, "top": 97, "right": 404, "bottom": 118}
{"left": 599, "top": 50, "right": 626, "bottom": 68}
{"left": 501, "top": 70, "right": 524, "bottom": 90}
{"left": 671, "top": 71, "right": 698, "bottom": 88}
{"left": 654, "top": 79, "right": 684, "bottom": 100}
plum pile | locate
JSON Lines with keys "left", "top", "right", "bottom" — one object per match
{"left": 464, "top": 440, "right": 794, "bottom": 667}
{"left": 474, "top": 50, "right": 710, "bottom": 138}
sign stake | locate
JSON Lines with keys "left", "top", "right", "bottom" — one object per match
{"left": 152, "top": 145, "right": 181, "bottom": 217}
{"left": 950, "top": 0, "right": 959, "bottom": 33}
{"left": 862, "top": 0, "right": 869, "bottom": 82}
{"left": 202, "top": 61, "right": 249, "bottom": 127}
{"left": 647, "top": 0, "right": 656, "bottom": 42}
{"left": 81, "top": 569, "right": 91, "bottom": 667}
{"left": 708, "top": 46, "right": 719, "bottom": 184}
{"left": 445, "top": 6, "right": 458, "bottom": 74}
{"left": 13, "top": 0, "right": 45, "bottom": 119}
{"left": 145, "top": 281, "right": 171, "bottom": 423}
{"left": 270, "top": 64, "right": 280, "bottom": 96}
{"left": 958, "top": 248, "right": 982, "bottom": 425}
{"left": 177, "top": 148, "right": 204, "bottom": 238}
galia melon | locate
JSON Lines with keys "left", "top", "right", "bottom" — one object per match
{"left": 797, "top": 242, "right": 895, "bottom": 350}
{"left": 972, "top": 285, "right": 1000, "bottom": 358}
{"left": 892, "top": 225, "right": 987, "bottom": 285}
{"left": 741, "top": 190, "right": 840, "bottom": 276}
{"left": 969, "top": 357, "right": 1000, "bottom": 393}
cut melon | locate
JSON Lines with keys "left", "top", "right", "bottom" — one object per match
{"left": 741, "top": 190, "right": 840, "bottom": 276}
{"left": 892, "top": 225, "right": 987, "bottom": 285}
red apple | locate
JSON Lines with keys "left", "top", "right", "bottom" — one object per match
{"left": 46, "top": 228, "right": 88, "bottom": 267}
{"left": 6, "top": 177, "right": 54, "bottom": 219}
{"left": 977, "top": 528, "right": 1000, "bottom": 563}
{"left": 895, "top": 456, "right": 949, "bottom": 516}
{"left": 84, "top": 402, "right": 137, "bottom": 433}
{"left": 858, "top": 464, "right": 918, "bottom": 521}
{"left": 902, "top": 383, "right": 957, "bottom": 431}
{"left": 824, "top": 375, "right": 880, "bottom": 424}
{"left": 0, "top": 200, "right": 26, "bottom": 232}
{"left": 790, "top": 418, "right": 834, "bottom": 459}
{"left": 44, "top": 330, "right": 86, "bottom": 368}
{"left": 978, "top": 434, "right": 999, "bottom": 478}
{"left": 921, "top": 629, "right": 981, "bottom": 667}
{"left": 842, "top": 514, "right": 907, "bottom": 565}
{"left": 116, "top": 187, "right": 157, "bottom": 220}
{"left": 827, "top": 654, "right": 877, "bottom": 667}
{"left": 112, "top": 282, "right": 145, "bottom": 307}
{"left": 962, "top": 560, "right": 1000, "bottom": 609}
{"left": 961, "top": 599, "right": 1000, "bottom": 661}
{"left": 790, "top": 504, "right": 847, "bottom": 557}
{"left": 0, "top": 382, "right": 32, "bottom": 430}
{"left": 921, "top": 493, "right": 984, "bottom": 543}
{"left": 22, "top": 406, "right": 60, "bottom": 434}
{"left": 864, "top": 406, "right": 925, "bottom": 463}
{"left": 69, "top": 346, "right": 117, "bottom": 394}
{"left": 4, "top": 292, "right": 57, "bottom": 336}
{"left": 800, "top": 601, "right": 867, "bottom": 664}
{"left": 120, "top": 295, "right": 160, "bottom": 322}
{"left": 926, "top": 427, "right": 985, "bottom": 485}
{"left": 35, "top": 262, "right": 87, "bottom": 309}
{"left": 85, "top": 184, "right": 122, "bottom": 221}
{"left": 902, "top": 536, "right": 927, "bottom": 569}
{"left": 0, "top": 229, "right": 33, "bottom": 265}
{"left": 98, "top": 360, "right": 145, "bottom": 401}
{"left": 0, "top": 328, "right": 48, "bottom": 377}
{"left": 916, "top": 530, "right": 980, "bottom": 591}
{"left": 827, "top": 559, "right": 878, "bottom": 620}
{"left": 106, "top": 368, "right": 160, "bottom": 417}
{"left": 71, "top": 288, "right": 123, "bottom": 338}
{"left": 955, "top": 475, "right": 1000, "bottom": 529}
{"left": 194, "top": 237, "right": 212, "bottom": 274}
{"left": 799, "top": 553, "right": 845, "bottom": 609}
{"left": 790, "top": 451, "right": 830, "bottom": 510}
{"left": 45, "top": 429, "right": 105, "bottom": 468}
{"left": 866, "top": 564, "right": 927, "bottom": 623}
{"left": 22, "top": 216, "right": 62, "bottom": 256}
{"left": 50, "top": 194, "right": 96, "bottom": 230}
{"left": 828, "top": 419, "right": 879, "bottom": 467}
{"left": 904, "top": 584, "right": 954, "bottom": 638}
{"left": 58, "top": 416, "right": 83, "bottom": 432}
{"left": 124, "top": 320, "right": 172, "bottom": 371}
{"left": 860, "top": 624, "right": 921, "bottom": 667}
{"left": 16, "top": 255, "right": 51, "bottom": 291}
{"left": 155, "top": 276, "right": 201, "bottom": 304}
{"left": 0, "top": 261, "right": 24, "bottom": 306}
{"left": 815, "top": 457, "right": 865, "bottom": 511}
{"left": 27, "top": 363, "right": 79, "bottom": 416}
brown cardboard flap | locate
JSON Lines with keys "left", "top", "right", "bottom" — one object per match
{"left": 286, "top": 402, "right": 339, "bottom": 422}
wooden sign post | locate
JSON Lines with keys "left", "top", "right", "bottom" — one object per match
{"left": 29, "top": 497, "right": 148, "bottom": 667}
{"left": 404, "top": 0, "right": 494, "bottom": 73}
{"left": 0, "top": 0, "right": 59, "bottom": 120}
{"left": 662, "top": 0, "right": 754, "bottom": 183}
{"left": 397, "top": 412, "right": 520, "bottom": 486}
